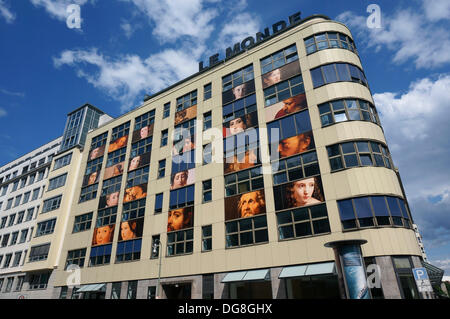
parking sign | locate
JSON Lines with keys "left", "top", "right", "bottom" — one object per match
{"left": 413, "top": 267, "right": 433, "bottom": 293}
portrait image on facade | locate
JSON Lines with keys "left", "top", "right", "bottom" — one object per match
{"left": 103, "top": 162, "right": 124, "bottom": 180}
{"left": 265, "top": 93, "right": 308, "bottom": 122}
{"left": 222, "top": 80, "right": 255, "bottom": 105}
{"left": 225, "top": 190, "right": 266, "bottom": 221}
{"left": 92, "top": 224, "right": 115, "bottom": 246}
{"left": 89, "top": 145, "right": 105, "bottom": 161}
{"left": 123, "top": 184, "right": 147, "bottom": 203}
{"left": 118, "top": 218, "right": 144, "bottom": 241}
{"left": 167, "top": 206, "right": 194, "bottom": 232}
{"left": 128, "top": 152, "right": 150, "bottom": 172}
{"left": 170, "top": 168, "right": 195, "bottom": 190}
{"left": 174, "top": 104, "right": 197, "bottom": 126}
{"left": 276, "top": 131, "right": 315, "bottom": 159}
{"left": 172, "top": 134, "right": 195, "bottom": 156}
{"left": 108, "top": 135, "right": 128, "bottom": 153}
{"left": 262, "top": 61, "right": 301, "bottom": 89}
{"left": 223, "top": 112, "right": 258, "bottom": 138}
{"left": 273, "top": 176, "right": 325, "bottom": 211}
{"left": 83, "top": 170, "right": 100, "bottom": 187}
{"left": 131, "top": 124, "right": 154, "bottom": 143}
{"left": 224, "top": 149, "right": 259, "bottom": 175}
{"left": 98, "top": 191, "right": 120, "bottom": 209}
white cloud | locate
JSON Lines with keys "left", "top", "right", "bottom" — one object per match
{"left": 0, "top": 88, "right": 25, "bottom": 97}
{"left": 53, "top": 47, "right": 199, "bottom": 112}
{"left": 121, "top": 0, "right": 219, "bottom": 43}
{"left": 0, "top": 107, "right": 7, "bottom": 117}
{"left": 423, "top": 0, "right": 450, "bottom": 22}
{"left": 216, "top": 12, "right": 261, "bottom": 50}
{"left": 30, "top": 0, "right": 90, "bottom": 21}
{"left": 336, "top": 1, "right": 450, "bottom": 69}
{"left": 373, "top": 75, "right": 450, "bottom": 247}
{"left": 0, "top": 0, "right": 15, "bottom": 23}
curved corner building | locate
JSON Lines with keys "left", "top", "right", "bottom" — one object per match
{"left": 21, "top": 14, "right": 425, "bottom": 299}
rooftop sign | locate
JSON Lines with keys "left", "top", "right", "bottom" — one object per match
{"left": 198, "top": 11, "right": 302, "bottom": 72}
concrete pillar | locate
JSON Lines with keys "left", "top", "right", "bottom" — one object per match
{"left": 270, "top": 267, "right": 286, "bottom": 299}
{"left": 375, "top": 256, "right": 402, "bottom": 299}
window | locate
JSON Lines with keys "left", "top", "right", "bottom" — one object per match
{"left": 29, "top": 243, "right": 51, "bottom": 262}
{"left": 6, "top": 198, "right": 13, "bottom": 210}
{"left": 337, "top": 196, "right": 411, "bottom": 230}
{"left": 225, "top": 167, "right": 263, "bottom": 197}
{"left": 304, "top": 32, "right": 357, "bottom": 55}
{"left": 167, "top": 229, "right": 193, "bottom": 256}
{"left": 85, "top": 156, "right": 103, "bottom": 176}
{"left": 263, "top": 75, "right": 305, "bottom": 107}
{"left": 15, "top": 276, "right": 25, "bottom": 292}
{"left": 1, "top": 185, "right": 7, "bottom": 196}
{"left": 36, "top": 170, "right": 45, "bottom": 181}
{"left": 161, "top": 129, "right": 168, "bottom": 147}
{"left": 327, "top": 140, "right": 393, "bottom": 172}
{"left": 116, "top": 239, "right": 142, "bottom": 263}
{"left": 131, "top": 136, "right": 153, "bottom": 157}
{"left": 222, "top": 93, "right": 257, "bottom": 125}
{"left": 10, "top": 231, "right": 19, "bottom": 245}
{"left": 225, "top": 215, "right": 268, "bottom": 248}
{"left": 276, "top": 204, "right": 330, "bottom": 240}
{"left": 26, "top": 208, "right": 35, "bottom": 221}
{"left": 222, "top": 65, "right": 254, "bottom": 92}
{"left": 364, "top": 257, "right": 384, "bottom": 299}
{"left": 260, "top": 44, "right": 298, "bottom": 74}
{"left": 59, "top": 286, "right": 68, "bottom": 299}
{"left": 14, "top": 195, "right": 22, "bottom": 207}
{"left": 147, "top": 286, "right": 156, "bottom": 299}
{"left": 126, "top": 166, "right": 149, "bottom": 189}
{"left": 151, "top": 235, "right": 160, "bottom": 259}
{"left": 202, "top": 180, "right": 212, "bottom": 203}
{"left": 79, "top": 183, "right": 98, "bottom": 203}
{"left": 267, "top": 110, "right": 312, "bottom": 143}
{"left": 53, "top": 153, "right": 72, "bottom": 170}
{"left": 89, "top": 244, "right": 112, "bottom": 266}
{"left": 169, "top": 185, "right": 195, "bottom": 209}
{"left": 42, "top": 195, "right": 62, "bottom": 213}
{"left": 111, "top": 282, "right": 121, "bottom": 299}
{"left": 32, "top": 188, "right": 40, "bottom": 201}
{"left": 8, "top": 214, "right": 16, "bottom": 226}
{"left": 172, "top": 150, "right": 195, "bottom": 174}
{"left": 204, "top": 83, "right": 212, "bottom": 100}
{"left": 28, "top": 173, "right": 36, "bottom": 185}
{"left": 318, "top": 99, "right": 380, "bottom": 127}
{"left": 203, "top": 143, "right": 212, "bottom": 165}
{"left": 29, "top": 272, "right": 50, "bottom": 290}
{"left": 203, "top": 111, "right": 212, "bottom": 131}
{"left": 176, "top": 90, "right": 197, "bottom": 112}
{"left": 158, "top": 160, "right": 166, "bottom": 179}
{"left": 65, "top": 248, "right": 87, "bottom": 270}
{"left": 102, "top": 175, "right": 122, "bottom": 196}
{"left": 22, "top": 192, "right": 31, "bottom": 204}
{"left": 3, "top": 254, "right": 12, "bottom": 268}
{"left": 392, "top": 257, "right": 420, "bottom": 299}
{"left": 36, "top": 219, "right": 57, "bottom": 237}
{"left": 134, "top": 110, "right": 155, "bottom": 130}
{"left": 127, "top": 281, "right": 138, "bottom": 299}
{"left": 0, "top": 217, "right": 6, "bottom": 229}
{"left": 20, "top": 178, "right": 27, "bottom": 189}
{"left": 1, "top": 234, "right": 10, "bottom": 247}
{"left": 96, "top": 207, "right": 117, "bottom": 227}
{"left": 19, "top": 229, "right": 28, "bottom": 243}
{"left": 5, "top": 277, "right": 14, "bottom": 292}
{"left": 12, "top": 251, "right": 22, "bottom": 267}
{"left": 311, "top": 63, "right": 368, "bottom": 88}
{"left": 91, "top": 132, "right": 108, "bottom": 149}
{"left": 271, "top": 151, "right": 320, "bottom": 185}
{"left": 106, "top": 147, "right": 127, "bottom": 167}
{"left": 17, "top": 211, "right": 24, "bottom": 224}
{"left": 154, "top": 193, "right": 163, "bottom": 214}
{"left": 163, "top": 102, "right": 171, "bottom": 119}
{"left": 73, "top": 212, "right": 93, "bottom": 233}
{"left": 202, "top": 225, "right": 212, "bottom": 252}
{"left": 48, "top": 173, "right": 67, "bottom": 191}
{"left": 111, "top": 122, "right": 130, "bottom": 141}
{"left": 12, "top": 180, "right": 19, "bottom": 192}
{"left": 122, "top": 198, "right": 146, "bottom": 221}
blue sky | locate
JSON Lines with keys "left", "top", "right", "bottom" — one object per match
{"left": 0, "top": 0, "right": 449, "bottom": 275}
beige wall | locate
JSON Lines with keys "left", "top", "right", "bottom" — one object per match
{"left": 23, "top": 17, "right": 420, "bottom": 286}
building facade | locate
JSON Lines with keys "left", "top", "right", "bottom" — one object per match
{"left": 5, "top": 14, "right": 431, "bottom": 299}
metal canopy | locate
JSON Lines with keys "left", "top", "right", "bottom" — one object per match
{"left": 422, "top": 261, "right": 444, "bottom": 286}
{"left": 76, "top": 283, "right": 106, "bottom": 292}
{"left": 222, "top": 269, "right": 270, "bottom": 283}
{"left": 279, "top": 262, "right": 336, "bottom": 279}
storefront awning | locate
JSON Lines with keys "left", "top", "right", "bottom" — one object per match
{"left": 279, "top": 262, "right": 336, "bottom": 279}
{"left": 222, "top": 269, "right": 270, "bottom": 283}
{"left": 422, "top": 261, "right": 444, "bottom": 286}
{"left": 76, "top": 284, "right": 106, "bottom": 292}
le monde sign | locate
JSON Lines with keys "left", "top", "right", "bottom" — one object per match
{"left": 199, "top": 11, "right": 302, "bottom": 72}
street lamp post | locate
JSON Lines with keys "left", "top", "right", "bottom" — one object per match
{"left": 152, "top": 239, "right": 163, "bottom": 299}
